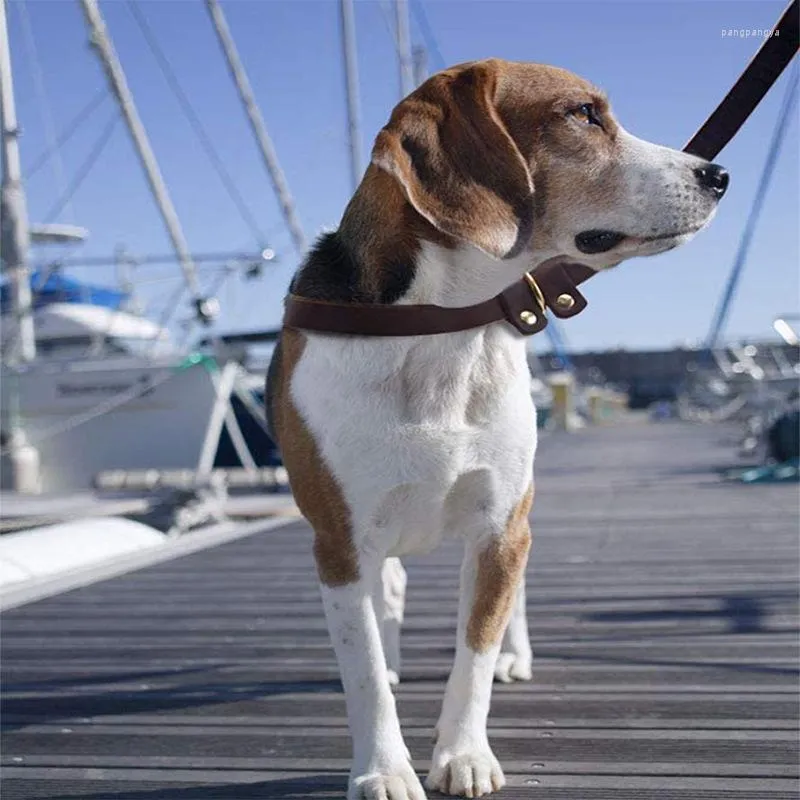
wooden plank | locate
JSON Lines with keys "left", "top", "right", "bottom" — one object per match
{"left": 1, "top": 420, "right": 798, "bottom": 799}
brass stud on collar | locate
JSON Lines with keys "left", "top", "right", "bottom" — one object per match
{"left": 556, "top": 293, "right": 575, "bottom": 310}
{"left": 520, "top": 310, "right": 537, "bottom": 325}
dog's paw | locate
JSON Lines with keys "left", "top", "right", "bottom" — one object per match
{"left": 350, "top": 763, "right": 427, "bottom": 800}
{"left": 494, "top": 651, "right": 532, "bottom": 683}
{"left": 426, "top": 748, "right": 505, "bottom": 798}
{"left": 387, "top": 668, "right": 400, "bottom": 687}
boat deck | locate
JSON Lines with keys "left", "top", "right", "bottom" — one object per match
{"left": 2, "top": 420, "right": 798, "bottom": 799}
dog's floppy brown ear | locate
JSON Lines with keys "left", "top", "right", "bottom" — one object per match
{"left": 371, "top": 61, "right": 534, "bottom": 260}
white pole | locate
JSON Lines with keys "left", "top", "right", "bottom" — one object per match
{"left": 339, "top": 0, "right": 363, "bottom": 192}
{"left": 395, "top": 0, "right": 414, "bottom": 98}
{"left": 412, "top": 45, "right": 427, "bottom": 87}
{"left": 0, "top": 0, "right": 35, "bottom": 364}
{"left": 1, "top": 0, "right": 41, "bottom": 493}
{"left": 205, "top": 0, "right": 306, "bottom": 256}
{"left": 78, "top": 0, "right": 202, "bottom": 302}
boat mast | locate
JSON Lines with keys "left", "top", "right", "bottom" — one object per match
{"left": 339, "top": 0, "right": 363, "bottom": 193}
{"left": 0, "top": 0, "right": 35, "bottom": 364}
{"left": 395, "top": 0, "right": 414, "bottom": 98}
{"left": 205, "top": 0, "right": 307, "bottom": 256}
{"left": 1, "top": 0, "right": 42, "bottom": 494}
{"left": 412, "top": 45, "right": 428, "bottom": 87}
{"left": 78, "top": 0, "right": 207, "bottom": 318}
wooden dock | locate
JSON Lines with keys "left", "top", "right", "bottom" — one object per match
{"left": 2, "top": 420, "right": 798, "bottom": 799}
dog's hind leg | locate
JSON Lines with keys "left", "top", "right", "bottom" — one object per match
{"left": 321, "top": 555, "right": 425, "bottom": 800}
{"left": 427, "top": 485, "right": 532, "bottom": 798}
{"left": 494, "top": 578, "right": 533, "bottom": 683}
{"left": 380, "top": 557, "right": 407, "bottom": 686}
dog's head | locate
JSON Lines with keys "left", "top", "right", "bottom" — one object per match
{"left": 371, "top": 59, "right": 728, "bottom": 270}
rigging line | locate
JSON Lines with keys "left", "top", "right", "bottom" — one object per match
{"left": 125, "top": 264, "right": 238, "bottom": 288}
{"left": 378, "top": 0, "right": 403, "bottom": 60}
{"left": 705, "top": 61, "right": 799, "bottom": 349}
{"left": 47, "top": 249, "right": 269, "bottom": 268}
{"left": 15, "top": 0, "right": 73, "bottom": 218}
{"left": 147, "top": 279, "right": 202, "bottom": 357}
{"left": 43, "top": 110, "right": 120, "bottom": 224}
{"left": 147, "top": 268, "right": 232, "bottom": 355}
{"left": 4, "top": 107, "right": 118, "bottom": 354}
{"left": 126, "top": 1, "right": 270, "bottom": 248}
{"left": 147, "top": 262, "right": 234, "bottom": 357}
{"left": 24, "top": 90, "right": 108, "bottom": 180}
{"left": 409, "top": 0, "right": 445, "bottom": 72}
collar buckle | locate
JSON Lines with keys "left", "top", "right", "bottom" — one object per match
{"left": 523, "top": 272, "right": 547, "bottom": 314}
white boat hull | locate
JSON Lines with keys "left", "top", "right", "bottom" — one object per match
{"left": 1, "top": 357, "right": 223, "bottom": 493}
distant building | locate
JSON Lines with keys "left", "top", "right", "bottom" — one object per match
{"left": 535, "top": 342, "right": 799, "bottom": 409}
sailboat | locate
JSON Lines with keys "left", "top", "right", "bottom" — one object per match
{"left": 0, "top": 0, "right": 284, "bottom": 497}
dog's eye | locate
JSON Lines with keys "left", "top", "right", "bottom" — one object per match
{"left": 572, "top": 103, "right": 603, "bottom": 128}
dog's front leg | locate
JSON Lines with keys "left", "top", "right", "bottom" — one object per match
{"left": 321, "top": 556, "right": 425, "bottom": 800}
{"left": 427, "top": 487, "right": 532, "bottom": 798}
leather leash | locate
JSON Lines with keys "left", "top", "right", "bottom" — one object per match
{"left": 284, "top": 1, "right": 798, "bottom": 339}
{"left": 684, "top": 0, "right": 798, "bottom": 161}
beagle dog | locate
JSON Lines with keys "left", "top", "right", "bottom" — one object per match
{"left": 266, "top": 59, "right": 727, "bottom": 799}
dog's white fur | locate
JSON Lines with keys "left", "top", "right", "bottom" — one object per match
{"left": 277, "top": 61, "right": 725, "bottom": 799}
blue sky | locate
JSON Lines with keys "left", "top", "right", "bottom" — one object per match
{"left": 7, "top": 0, "right": 798, "bottom": 351}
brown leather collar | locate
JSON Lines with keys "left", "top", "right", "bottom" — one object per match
{"left": 283, "top": 259, "right": 595, "bottom": 338}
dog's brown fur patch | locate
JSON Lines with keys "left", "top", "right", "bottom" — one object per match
{"left": 371, "top": 61, "right": 535, "bottom": 259}
{"left": 271, "top": 330, "right": 360, "bottom": 587}
{"left": 466, "top": 484, "right": 534, "bottom": 653}
{"left": 340, "top": 164, "right": 454, "bottom": 299}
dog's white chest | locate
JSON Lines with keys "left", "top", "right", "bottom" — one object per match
{"left": 291, "top": 324, "right": 537, "bottom": 555}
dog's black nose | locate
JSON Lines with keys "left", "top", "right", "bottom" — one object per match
{"left": 694, "top": 163, "right": 729, "bottom": 198}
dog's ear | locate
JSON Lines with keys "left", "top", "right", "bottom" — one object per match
{"left": 371, "top": 61, "right": 534, "bottom": 260}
